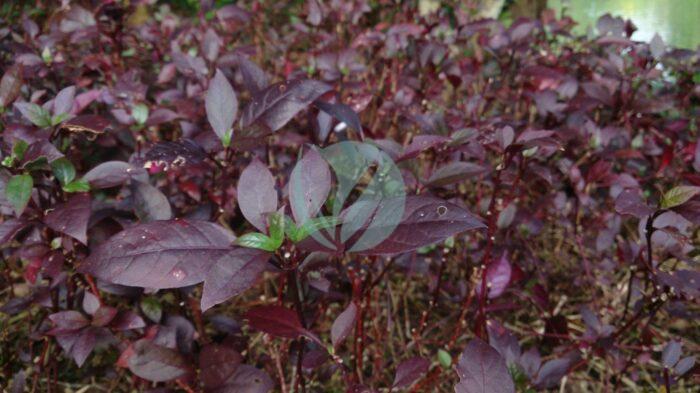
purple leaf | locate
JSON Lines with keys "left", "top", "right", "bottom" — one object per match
{"left": 53, "top": 86, "right": 76, "bottom": 116}
{"left": 361, "top": 196, "right": 485, "bottom": 254}
{"left": 48, "top": 311, "right": 90, "bottom": 334}
{"left": 79, "top": 220, "right": 236, "bottom": 289}
{"left": 331, "top": 302, "right": 357, "bottom": 348}
{"left": 205, "top": 69, "right": 238, "bottom": 145}
{"left": 55, "top": 327, "right": 98, "bottom": 367}
{"left": 199, "top": 344, "right": 243, "bottom": 389}
{"left": 91, "top": 306, "right": 118, "bottom": 327}
{"left": 201, "top": 28, "right": 222, "bottom": 62}
{"left": 482, "top": 253, "right": 512, "bottom": 299}
{"left": 201, "top": 248, "right": 272, "bottom": 311}
{"left": 225, "top": 364, "right": 274, "bottom": 393}
{"left": 127, "top": 339, "right": 191, "bottom": 382}
{"left": 240, "top": 79, "right": 332, "bottom": 132}
{"left": 426, "top": 161, "right": 487, "bottom": 187}
{"left": 649, "top": 33, "right": 666, "bottom": 59}
{"left": 237, "top": 56, "right": 269, "bottom": 95}
{"left": 674, "top": 356, "right": 695, "bottom": 376}
{"left": 662, "top": 340, "right": 682, "bottom": 368}
{"left": 289, "top": 148, "right": 331, "bottom": 224}
{"left": 238, "top": 159, "right": 278, "bottom": 233}
{"left": 392, "top": 356, "right": 430, "bottom": 388}
{"left": 245, "top": 305, "right": 311, "bottom": 339}
{"left": 44, "top": 193, "right": 91, "bottom": 244}
{"left": 614, "top": 189, "right": 653, "bottom": 218}
{"left": 534, "top": 358, "right": 571, "bottom": 389}
{"left": 455, "top": 338, "right": 515, "bottom": 393}
{"left": 131, "top": 181, "right": 173, "bottom": 222}
{"left": 83, "top": 161, "right": 147, "bottom": 189}
{"left": 82, "top": 291, "right": 100, "bottom": 315}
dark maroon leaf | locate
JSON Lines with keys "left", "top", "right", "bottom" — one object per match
{"left": 79, "top": 220, "right": 236, "bottom": 289}
{"left": 44, "top": 193, "right": 91, "bottom": 244}
{"left": 245, "top": 305, "right": 311, "bottom": 339}
{"left": 240, "top": 79, "right": 332, "bottom": 132}
{"left": 331, "top": 302, "right": 357, "bottom": 348}
{"left": 83, "top": 161, "right": 147, "bottom": 189}
{"left": 392, "top": 356, "right": 430, "bottom": 388}
{"left": 0, "top": 64, "right": 22, "bottom": 108}
{"left": 361, "top": 196, "right": 485, "bottom": 254}
{"left": 22, "top": 140, "right": 64, "bottom": 165}
{"left": 144, "top": 139, "right": 206, "bottom": 168}
{"left": 399, "top": 135, "right": 450, "bottom": 161}
{"left": 455, "top": 338, "right": 515, "bottom": 393}
{"left": 60, "top": 114, "right": 111, "bottom": 135}
{"left": 0, "top": 218, "right": 30, "bottom": 244}
{"left": 201, "top": 248, "right": 272, "bottom": 311}
{"left": 199, "top": 344, "right": 243, "bottom": 389}
{"left": 237, "top": 159, "right": 277, "bottom": 233}
{"left": 110, "top": 311, "right": 146, "bottom": 331}
{"left": 426, "top": 161, "right": 487, "bottom": 187}
{"left": 313, "top": 100, "right": 363, "bottom": 135}
{"left": 223, "top": 365, "right": 274, "bottom": 393}
{"left": 127, "top": 339, "right": 191, "bottom": 382}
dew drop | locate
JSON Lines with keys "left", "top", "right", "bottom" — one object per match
{"left": 172, "top": 269, "right": 186, "bottom": 281}
{"left": 279, "top": 84, "right": 287, "bottom": 92}
{"left": 437, "top": 205, "right": 448, "bottom": 216}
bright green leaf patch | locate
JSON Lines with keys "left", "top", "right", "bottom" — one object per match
{"left": 6, "top": 174, "right": 33, "bottom": 216}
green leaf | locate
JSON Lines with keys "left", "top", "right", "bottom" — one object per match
{"left": 222, "top": 129, "right": 232, "bottom": 148}
{"left": 132, "top": 103, "right": 149, "bottom": 125}
{"left": 268, "top": 212, "right": 285, "bottom": 245}
{"left": 235, "top": 232, "right": 279, "bottom": 252}
{"left": 284, "top": 216, "right": 305, "bottom": 243}
{"left": 12, "top": 140, "right": 28, "bottom": 161}
{"left": 140, "top": 297, "right": 162, "bottom": 323}
{"left": 62, "top": 179, "right": 90, "bottom": 193}
{"left": 51, "top": 158, "right": 76, "bottom": 185}
{"left": 285, "top": 215, "right": 339, "bottom": 243}
{"left": 16, "top": 103, "right": 52, "bottom": 128}
{"left": 50, "top": 112, "right": 71, "bottom": 126}
{"left": 6, "top": 174, "right": 33, "bottom": 216}
{"left": 661, "top": 185, "right": 700, "bottom": 209}
{"left": 437, "top": 349, "right": 452, "bottom": 368}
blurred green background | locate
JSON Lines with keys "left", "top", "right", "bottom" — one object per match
{"left": 549, "top": 0, "right": 700, "bottom": 49}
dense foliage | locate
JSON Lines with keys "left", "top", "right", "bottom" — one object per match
{"left": 0, "top": 1, "right": 698, "bottom": 391}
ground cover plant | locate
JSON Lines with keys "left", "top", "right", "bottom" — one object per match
{"left": 0, "top": 1, "right": 698, "bottom": 392}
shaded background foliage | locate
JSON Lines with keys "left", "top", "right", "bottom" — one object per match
{"left": 0, "top": 0, "right": 699, "bottom": 392}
